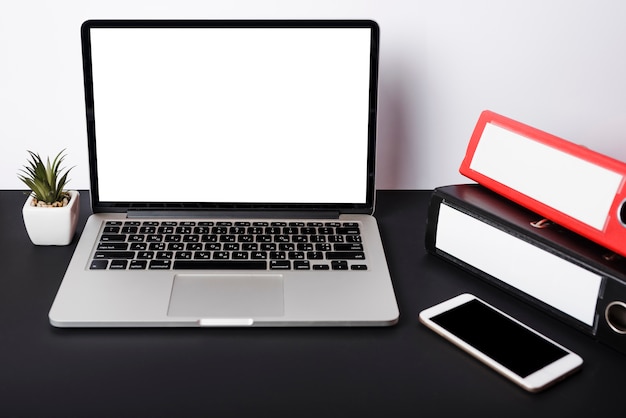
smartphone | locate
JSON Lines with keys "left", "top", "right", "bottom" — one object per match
{"left": 419, "top": 294, "right": 583, "bottom": 392}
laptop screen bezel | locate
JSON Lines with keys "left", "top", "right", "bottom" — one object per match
{"left": 81, "top": 19, "right": 379, "bottom": 215}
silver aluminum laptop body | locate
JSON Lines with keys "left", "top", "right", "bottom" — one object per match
{"left": 49, "top": 19, "right": 399, "bottom": 327}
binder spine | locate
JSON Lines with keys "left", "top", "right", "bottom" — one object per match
{"left": 459, "top": 110, "right": 626, "bottom": 258}
{"left": 425, "top": 185, "right": 626, "bottom": 355}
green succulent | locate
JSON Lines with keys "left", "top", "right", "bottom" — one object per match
{"left": 18, "top": 150, "right": 73, "bottom": 205}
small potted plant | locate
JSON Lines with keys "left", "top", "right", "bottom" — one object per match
{"left": 18, "top": 150, "right": 80, "bottom": 246}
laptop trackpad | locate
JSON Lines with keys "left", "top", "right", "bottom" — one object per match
{"left": 168, "top": 274, "right": 284, "bottom": 318}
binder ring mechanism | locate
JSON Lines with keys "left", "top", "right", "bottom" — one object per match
{"left": 605, "top": 301, "right": 626, "bottom": 335}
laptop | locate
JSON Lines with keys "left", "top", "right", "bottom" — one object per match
{"left": 49, "top": 19, "right": 399, "bottom": 327}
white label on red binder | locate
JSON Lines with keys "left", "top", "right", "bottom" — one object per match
{"left": 436, "top": 203, "right": 603, "bottom": 327}
{"left": 469, "top": 122, "right": 623, "bottom": 231}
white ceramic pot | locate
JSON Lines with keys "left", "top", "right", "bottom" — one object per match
{"left": 22, "top": 190, "right": 80, "bottom": 246}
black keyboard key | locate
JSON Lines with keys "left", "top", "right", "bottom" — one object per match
{"left": 334, "top": 243, "right": 363, "bottom": 251}
{"left": 173, "top": 261, "right": 267, "bottom": 270}
{"left": 101, "top": 234, "right": 126, "bottom": 242}
{"left": 110, "top": 259, "right": 128, "bottom": 270}
{"left": 270, "top": 260, "right": 291, "bottom": 270}
{"left": 137, "top": 251, "right": 155, "bottom": 260}
{"left": 351, "top": 264, "right": 368, "bottom": 270}
{"left": 165, "top": 234, "right": 181, "bottom": 242}
{"left": 294, "top": 260, "right": 310, "bottom": 270}
{"left": 336, "top": 227, "right": 360, "bottom": 235}
{"left": 274, "top": 235, "right": 290, "bottom": 243}
{"left": 90, "top": 259, "right": 109, "bottom": 270}
{"left": 149, "top": 260, "right": 171, "bottom": 269}
{"left": 202, "top": 235, "right": 218, "bottom": 243}
{"left": 326, "top": 252, "right": 365, "bottom": 260}
{"left": 288, "top": 252, "right": 305, "bottom": 260}
{"left": 94, "top": 251, "right": 135, "bottom": 259}
{"left": 266, "top": 227, "right": 281, "bottom": 234}
{"left": 220, "top": 235, "right": 236, "bottom": 243}
{"left": 175, "top": 251, "right": 192, "bottom": 260}
{"left": 270, "top": 251, "right": 286, "bottom": 260}
{"left": 129, "top": 260, "right": 148, "bottom": 270}
{"left": 313, "top": 264, "right": 330, "bottom": 270}
{"left": 97, "top": 242, "right": 128, "bottom": 250}
{"left": 331, "top": 261, "right": 349, "bottom": 270}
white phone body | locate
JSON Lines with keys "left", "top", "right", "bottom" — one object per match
{"left": 419, "top": 293, "right": 583, "bottom": 392}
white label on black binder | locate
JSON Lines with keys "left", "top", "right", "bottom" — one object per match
{"left": 469, "top": 122, "right": 623, "bottom": 231}
{"left": 436, "top": 203, "right": 603, "bottom": 326}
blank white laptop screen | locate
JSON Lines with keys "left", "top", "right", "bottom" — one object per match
{"left": 88, "top": 26, "right": 373, "bottom": 204}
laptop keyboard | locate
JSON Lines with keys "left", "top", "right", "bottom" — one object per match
{"left": 89, "top": 220, "right": 367, "bottom": 271}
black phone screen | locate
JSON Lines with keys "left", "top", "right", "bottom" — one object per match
{"left": 430, "top": 299, "right": 568, "bottom": 378}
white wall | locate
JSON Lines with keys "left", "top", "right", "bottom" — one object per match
{"left": 2, "top": 0, "right": 626, "bottom": 191}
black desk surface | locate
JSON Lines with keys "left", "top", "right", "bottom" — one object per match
{"left": 2, "top": 190, "right": 625, "bottom": 417}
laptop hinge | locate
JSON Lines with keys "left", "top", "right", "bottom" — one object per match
{"left": 126, "top": 210, "right": 341, "bottom": 219}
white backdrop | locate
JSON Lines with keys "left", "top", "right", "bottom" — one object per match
{"left": 2, "top": 0, "right": 626, "bottom": 191}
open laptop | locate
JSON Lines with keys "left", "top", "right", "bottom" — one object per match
{"left": 49, "top": 19, "right": 399, "bottom": 327}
